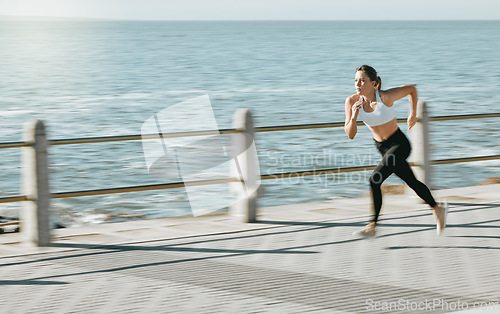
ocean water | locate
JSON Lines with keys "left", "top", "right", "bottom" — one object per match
{"left": 0, "top": 20, "right": 499, "bottom": 226}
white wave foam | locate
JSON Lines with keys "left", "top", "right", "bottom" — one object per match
{"left": 2, "top": 86, "right": 342, "bottom": 109}
{"left": 212, "top": 86, "right": 339, "bottom": 94}
{"left": 151, "top": 86, "right": 341, "bottom": 96}
{"left": 0, "top": 110, "right": 34, "bottom": 116}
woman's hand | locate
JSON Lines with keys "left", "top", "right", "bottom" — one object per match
{"left": 345, "top": 95, "right": 363, "bottom": 140}
{"left": 351, "top": 96, "right": 363, "bottom": 119}
{"left": 407, "top": 113, "right": 417, "bottom": 129}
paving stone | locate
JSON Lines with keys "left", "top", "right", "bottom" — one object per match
{"left": 0, "top": 185, "right": 499, "bottom": 313}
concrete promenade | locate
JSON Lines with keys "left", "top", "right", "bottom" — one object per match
{"left": 0, "top": 184, "right": 499, "bottom": 313}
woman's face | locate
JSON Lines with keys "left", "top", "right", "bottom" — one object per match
{"left": 355, "top": 71, "right": 375, "bottom": 95}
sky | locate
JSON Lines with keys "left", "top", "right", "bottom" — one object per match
{"left": 0, "top": 0, "right": 499, "bottom": 20}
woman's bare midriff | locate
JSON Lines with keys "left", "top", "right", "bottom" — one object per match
{"left": 367, "top": 119, "right": 399, "bottom": 142}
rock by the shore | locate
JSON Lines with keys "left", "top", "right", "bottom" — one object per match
{"left": 361, "top": 184, "right": 406, "bottom": 197}
{"left": 475, "top": 177, "right": 500, "bottom": 185}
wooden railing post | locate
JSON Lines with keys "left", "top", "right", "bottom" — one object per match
{"left": 410, "top": 100, "right": 432, "bottom": 190}
{"left": 230, "top": 109, "right": 258, "bottom": 222}
{"left": 21, "top": 119, "right": 51, "bottom": 246}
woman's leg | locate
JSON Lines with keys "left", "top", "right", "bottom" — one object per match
{"left": 369, "top": 149, "right": 398, "bottom": 224}
{"left": 388, "top": 133, "right": 437, "bottom": 208}
{"left": 353, "top": 150, "right": 396, "bottom": 237}
{"left": 393, "top": 160, "right": 437, "bottom": 208}
{"left": 355, "top": 129, "right": 446, "bottom": 237}
{"left": 394, "top": 159, "right": 449, "bottom": 235}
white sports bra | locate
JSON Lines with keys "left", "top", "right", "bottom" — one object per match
{"left": 358, "top": 90, "right": 396, "bottom": 127}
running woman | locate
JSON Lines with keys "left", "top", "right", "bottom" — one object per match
{"left": 344, "top": 65, "right": 448, "bottom": 237}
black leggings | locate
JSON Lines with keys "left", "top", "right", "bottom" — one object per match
{"left": 370, "top": 128, "right": 437, "bottom": 223}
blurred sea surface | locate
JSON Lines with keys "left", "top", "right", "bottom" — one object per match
{"left": 0, "top": 20, "right": 499, "bottom": 226}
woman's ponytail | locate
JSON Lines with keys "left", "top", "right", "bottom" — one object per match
{"left": 376, "top": 76, "right": 382, "bottom": 90}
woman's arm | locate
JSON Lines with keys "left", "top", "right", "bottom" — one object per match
{"left": 382, "top": 84, "right": 418, "bottom": 129}
{"left": 344, "top": 95, "right": 362, "bottom": 139}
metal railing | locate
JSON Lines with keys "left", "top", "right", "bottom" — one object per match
{"left": 2, "top": 113, "right": 498, "bottom": 149}
{"left": 1, "top": 102, "right": 499, "bottom": 246}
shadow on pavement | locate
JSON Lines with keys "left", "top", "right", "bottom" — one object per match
{"left": 0, "top": 279, "right": 68, "bottom": 285}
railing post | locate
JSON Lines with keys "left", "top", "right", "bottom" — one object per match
{"left": 410, "top": 100, "right": 432, "bottom": 190}
{"left": 230, "top": 109, "right": 258, "bottom": 223}
{"left": 21, "top": 119, "right": 51, "bottom": 246}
